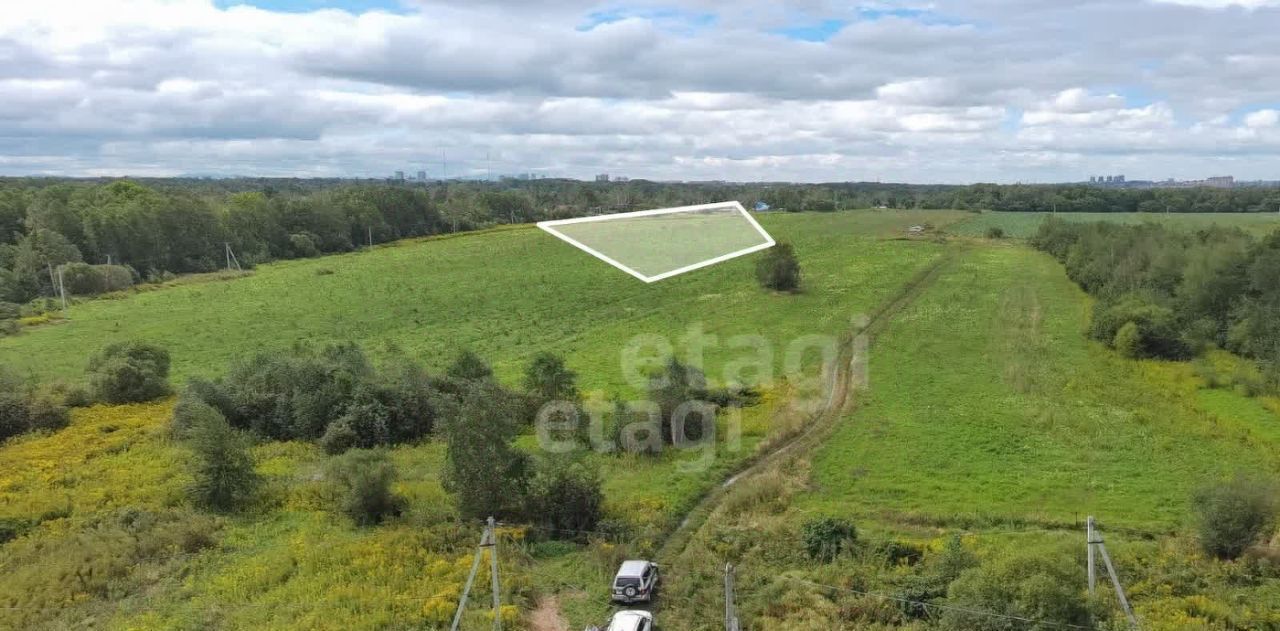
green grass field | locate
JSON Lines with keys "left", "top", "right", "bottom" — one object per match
{"left": 0, "top": 210, "right": 967, "bottom": 390}
{"left": 1, "top": 210, "right": 977, "bottom": 630}
{"left": 4, "top": 209, "right": 1279, "bottom": 630}
{"left": 801, "top": 244, "right": 1280, "bottom": 533}
{"left": 948, "top": 211, "right": 1280, "bottom": 238}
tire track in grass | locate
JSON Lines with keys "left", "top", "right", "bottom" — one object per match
{"left": 654, "top": 245, "right": 963, "bottom": 565}
{"left": 537, "top": 247, "right": 962, "bottom": 630}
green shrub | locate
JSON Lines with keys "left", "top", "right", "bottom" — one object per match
{"left": 525, "top": 457, "right": 603, "bottom": 538}
{"left": 802, "top": 517, "right": 857, "bottom": 562}
{"left": 941, "top": 546, "right": 1091, "bottom": 630}
{"left": 170, "top": 393, "right": 226, "bottom": 440}
{"left": 187, "top": 408, "right": 260, "bottom": 512}
{"left": 0, "top": 370, "right": 69, "bottom": 440}
{"left": 62, "top": 263, "right": 135, "bottom": 295}
{"left": 446, "top": 349, "right": 493, "bottom": 382}
{"left": 289, "top": 232, "right": 320, "bottom": 257}
{"left": 320, "top": 418, "right": 358, "bottom": 455}
{"left": 87, "top": 341, "right": 172, "bottom": 403}
{"left": 985, "top": 226, "right": 1006, "bottom": 239}
{"left": 326, "top": 448, "right": 404, "bottom": 526}
{"left": 1114, "top": 321, "right": 1142, "bottom": 359}
{"left": 0, "top": 301, "right": 19, "bottom": 320}
{"left": 1090, "top": 294, "right": 1187, "bottom": 359}
{"left": 756, "top": 241, "right": 802, "bottom": 292}
{"left": 1193, "top": 475, "right": 1278, "bottom": 559}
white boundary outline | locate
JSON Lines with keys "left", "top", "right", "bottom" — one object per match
{"left": 536, "top": 201, "right": 776, "bottom": 283}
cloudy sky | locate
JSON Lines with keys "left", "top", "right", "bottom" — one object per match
{"left": 2, "top": 0, "right": 1279, "bottom": 182}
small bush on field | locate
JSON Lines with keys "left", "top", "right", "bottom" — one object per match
{"left": 0, "top": 369, "right": 70, "bottom": 441}
{"left": 326, "top": 448, "right": 404, "bottom": 526}
{"left": 756, "top": 241, "right": 802, "bottom": 292}
{"left": 1193, "top": 474, "right": 1278, "bottom": 559}
{"left": 320, "top": 417, "right": 359, "bottom": 454}
{"left": 985, "top": 226, "right": 1006, "bottom": 239}
{"left": 170, "top": 393, "right": 226, "bottom": 440}
{"left": 802, "top": 517, "right": 857, "bottom": 562}
{"left": 87, "top": 341, "right": 172, "bottom": 403}
{"left": 525, "top": 457, "right": 603, "bottom": 538}
{"left": 941, "top": 545, "right": 1092, "bottom": 630}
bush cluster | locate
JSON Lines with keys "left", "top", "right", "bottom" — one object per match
{"left": 0, "top": 370, "right": 71, "bottom": 442}
{"left": 87, "top": 341, "right": 172, "bottom": 403}
{"left": 181, "top": 343, "right": 436, "bottom": 449}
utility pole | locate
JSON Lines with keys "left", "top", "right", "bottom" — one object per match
{"left": 367, "top": 226, "right": 373, "bottom": 248}
{"left": 56, "top": 265, "right": 68, "bottom": 312}
{"left": 449, "top": 518, "right": 502, "bottom": 631}
{"left": 1086, "top": 516, "right": 1138, "bottom": 629}
{"left": 724, "top": 563, "right": 740, "bottom": 631}
{"left": 224, "top": 243, "right": 242, "bottom": 272}
{"left": 488, "top": 516, "right": 501, "bottom": 631}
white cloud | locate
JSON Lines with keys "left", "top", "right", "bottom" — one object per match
{"left": 0, "top": 0, "right": 1278, "bottom": 181}
{"left": 1244, "top": 109, "right": 1280, "bottom": 128}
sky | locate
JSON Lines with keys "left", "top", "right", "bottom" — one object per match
{"left": 1, "top": 0, "right": 1279, "bottom": 183}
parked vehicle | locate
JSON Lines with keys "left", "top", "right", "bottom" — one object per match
{"left": 605, "top": 610, "right": 654, "bottom": 631}
{"left": 611, "top": 560, "right": 660, "bottom": 603}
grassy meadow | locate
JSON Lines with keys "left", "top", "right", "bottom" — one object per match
{"left": 948, "top": 210, "right": 1280, "bottom": 238}
{"left": 1, "top": 210, "right": 971, "bottom": 630}
{"left": 3, "top": 209, "right": 1279, "bottom": 630}
{"left": 655, "top": 242, "right": 1280, "bottom": 630}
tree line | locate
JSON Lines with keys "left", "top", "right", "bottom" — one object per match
{"left": 3, "top": 177, "right": 1277, "bottom": 311}
{"left": 1031, "top": 218, "right": 1280, "bottom": 389}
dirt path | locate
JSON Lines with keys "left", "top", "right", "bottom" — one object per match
{"left": 534, "top": 248, "right": 960, "bottom": 630}
{"left": 530, "top": 595, "right": 571, "bottom": 631}
{"left": 654, "top": 248, "right": 959, "bottom": 565}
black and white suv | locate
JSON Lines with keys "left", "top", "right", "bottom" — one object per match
{"left": 611, "top": 560, "right": 659, "bottom": 604}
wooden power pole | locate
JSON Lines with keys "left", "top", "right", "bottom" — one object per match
{"left": 449, "top": 518, "right": 502, "bottom": 631}
{"left": 724, "top": 563, "right": 740, "bottom": 631}
{"left": 1087, "top": 516, "right": 1138, "bottom": 628}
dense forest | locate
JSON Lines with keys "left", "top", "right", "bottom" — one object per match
{"left": 2, "top": 176, "right": 1279, "bottom": 310}
{"left": 1032, "top": 218, "right": 1280, "bottom": 390}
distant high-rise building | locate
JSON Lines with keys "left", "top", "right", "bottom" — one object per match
{"left": 595, "top": 173, "right": 610, "bottom": 182}
{"left": 394, "top": 170, "right": 405, "bottom": 181}
{"left": 1206, "top": 176, "right": 1234, "bottom": 188}
{"left": 417, "top": 170, "right": 427, "bottom": 181}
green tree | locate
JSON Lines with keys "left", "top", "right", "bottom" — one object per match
{"left": 440, "top": 381, "right": 529, "bottom": 520}
{"left": 524, "top": 352, "right": 578, "bottom": 403}
{"left": 188, "top": 409, "right": 259, "bottom": 512}
{"left": 756, "top": 242, "right": 802, "bottom": 292}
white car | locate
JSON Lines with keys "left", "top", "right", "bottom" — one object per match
{"left": 606, "top": 610, "right": 654, "bottom": 631}
{"left": 611, "top": 560, "right": 659, "bottom": 603}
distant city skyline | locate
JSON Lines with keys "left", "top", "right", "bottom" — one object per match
{"left": 2, "top": 1, "right": 1280, "bottom": 182}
